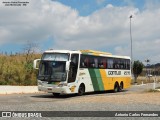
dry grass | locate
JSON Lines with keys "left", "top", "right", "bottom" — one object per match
{"left": 131, "top": 76, "right": 160, "bottom": 85}
{"left": 0, "top": 54, "right": 41, "bottom": 85}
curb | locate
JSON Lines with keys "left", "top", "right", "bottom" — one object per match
{"left": 0, "top": 86, "right": 39, "bottom": 94}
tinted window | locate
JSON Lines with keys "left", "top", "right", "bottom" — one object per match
{"left": 80, "top": 55, "right": 130, "bottom": 70}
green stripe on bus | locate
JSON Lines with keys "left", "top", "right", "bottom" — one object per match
{"left": 88, "top": 69, "right": 99, "bottom": 91}
{"left": 88, "top": 69, "right": 104, "bottom": 91}
{"left": 94, "top": 69, "right": 104, "bottom": 91}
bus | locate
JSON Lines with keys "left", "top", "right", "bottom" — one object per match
{"left": 33, "top": 49, "right": 131, "bottom": 96}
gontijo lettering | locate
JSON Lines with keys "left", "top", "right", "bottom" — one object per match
{"left": 108, "top": 71, "right": 121, "bottom": 75}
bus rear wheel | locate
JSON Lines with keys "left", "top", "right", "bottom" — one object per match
{"left": 78, "top": 84, "right": 85, "bottom": 96}
{"left": 118, "top": 82, "right": 123, "bottom": 92}
{"left": 114, "top": 82, "right": 119, "bottom": 93}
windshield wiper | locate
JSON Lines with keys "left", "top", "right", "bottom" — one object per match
{"left": 38, "top": 75, "right": 47, "bottom": 81}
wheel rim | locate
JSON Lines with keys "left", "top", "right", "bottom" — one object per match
{"left": 119, "top": 84, "right": 123, "bottom": 91}
{"left": 114, "top": 84, "right": 118, "bottom": 92}
{"left": 79, "top": 85, "right": 84, "bottom": 95}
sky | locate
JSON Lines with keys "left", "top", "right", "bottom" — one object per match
{"left": 0, "top": 0, "right": 160, "bottom": 64}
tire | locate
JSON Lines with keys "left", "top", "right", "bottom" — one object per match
{"left": 114, "top": 82, "right": 119, "bottom": 93}
{"left": 53, "top": 93, "right": 60, "bottom": 97}
{"left": 118, "top": 82, "right": 123, "bottom": 92}
{"left": 78, "top": 84, "right": 85, "bottom": 96}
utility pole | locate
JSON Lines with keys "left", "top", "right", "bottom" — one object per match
{"left": 129, "top": 15, "right": 133, "bottom": 80}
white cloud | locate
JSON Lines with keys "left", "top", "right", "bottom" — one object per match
{"left": 96, "top": 0, "right": 105, "bottom": 5}
{"left": 0, "top": 0, "right": 160, "bottom": 64}
{"left": 123, "top": 0, "right": 135, "bottom": 7}
{"left": 144, "top": 0, "right": 160, "bottom": 10}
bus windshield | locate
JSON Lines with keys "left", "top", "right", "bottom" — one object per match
{"left": 38, "top": 61, "right": 67, "bottom": 82}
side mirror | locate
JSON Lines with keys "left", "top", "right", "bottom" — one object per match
{"left": 66, "top": 61, "right": 70, "bottom": 71}
{"left": 33, "top": 59, "right": 41, "bottom": 69}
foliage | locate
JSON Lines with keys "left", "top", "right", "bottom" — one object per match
{"left": 0, "top": 54, "right": 41, "bottom": 85}
{"left": 133, "top": 60, "right": 144, "bottom": 83}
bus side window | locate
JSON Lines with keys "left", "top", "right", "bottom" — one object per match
{"left": 88, "top": 56, "right": 98, "bottom": 68}
{"left": 124, "top": 59, "right": 130, "bottom": 70}
{"left": 107, "top": 58, "right": 113, "bottom": 69}
{"left": 98, "top": 57, "right": 103, "bottom": 68}
{"left": 80, "top": 56, "right": 85, "bottom": 68}
{"left": 104, "top": 58, "right": 107, "bottom": 69}
{"left": 94, "top": 57, "right": 98, "bottom": 68}
{"left": 120, "top": 59, "right": 124, "bottom": 69}
{"left": 89, "top": 56, "right": 95, "bottom": 68}
{"left": 113, "top": 58, "right": 119, "bottom": 69}
{"left": 84, "top": 57, "right": 89, "bottom": 68}
{"left": 127, "top": 60, "right": 130, "bottom": 70}
{"left": 98, "top": 57, "right": 106, "bottom": 69}
{"left": 80, "top": 55, "right": 88, "bottom": 68}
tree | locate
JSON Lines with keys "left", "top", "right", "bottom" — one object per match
{"left": 133, "top": 60, "right": 144, "bottom": 83}
{"left": 23, "top": 40, "right": 39, "bottom": 63}
{"left": 23, "top": 40, "right": 41, "bottom": 72}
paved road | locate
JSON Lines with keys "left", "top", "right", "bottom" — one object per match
{"left": 0, "top": 83, "right": 160, "bottom": 120}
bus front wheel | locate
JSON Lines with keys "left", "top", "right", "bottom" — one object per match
{"left": 53, "top": 93, "right": 60, "bottom": 97}
{"left": 78, "top": 84, "right": 85, "bottom": 96}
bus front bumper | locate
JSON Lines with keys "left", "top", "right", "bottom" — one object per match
{"left": 38, "top": 85, "right": 72, "bottom": 94}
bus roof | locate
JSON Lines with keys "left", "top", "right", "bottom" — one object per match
{"left": 80, "top": 50, "right": 112, "bottom": 55}
{"left": 80, "top": 50, "right": 130, "bottom": 59}
{"left": 44, "top": 49, "right": 130, "bottom": 59}
{"left": 44, "top": 49, "right": 80, "bottom": 54}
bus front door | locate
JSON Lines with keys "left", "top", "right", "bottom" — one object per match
{"left": 68, "top": 54, "right": 79, "bottom": 83}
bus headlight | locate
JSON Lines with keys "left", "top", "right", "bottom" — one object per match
{"left": 58, "top": 83, "right": 68, "bottom": 87}
{"left": 38, "top": 81, "right": 43, "bottom": 85}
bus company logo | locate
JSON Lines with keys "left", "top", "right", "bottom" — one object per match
{"left": 79, "top": 72, "right": 85, "bottom": 76}
{"left": 108, "top": 71, "right": 121, "bottom": 75}
{"left": 2, "top": 112, "right": 11, "bottom": 117}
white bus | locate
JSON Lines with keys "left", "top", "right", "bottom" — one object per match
{"left": 33, "top": 50, "right": 131, "bottom": 96}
